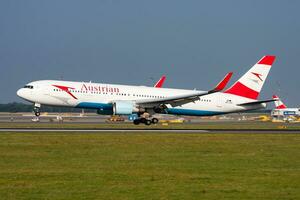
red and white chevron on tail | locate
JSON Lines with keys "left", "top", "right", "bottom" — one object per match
{"left": 224, "top": 55, "right": 276, "bottom": 100}
{"left": 272, "top": 95, "right": 287, "bottom": 109}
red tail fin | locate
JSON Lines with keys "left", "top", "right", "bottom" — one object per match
{"left": 272, "top": 95, "right": 287, "bottom": 109}
{"left": 224, "top": 55, "right": 276, "bottom": 99}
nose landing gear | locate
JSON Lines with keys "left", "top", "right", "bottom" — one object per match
{"left": 34, "top": 107, "right": 41, "bottom": 116}
{"left": 33, "top": 103, "right": 41, "bottom": 117}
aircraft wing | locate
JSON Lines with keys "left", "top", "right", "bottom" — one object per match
{"left": 237, "top": 99, "right": 276, "bottom": 106}
{"left": 136, "top": 72, "right": 233, "bottom": 107}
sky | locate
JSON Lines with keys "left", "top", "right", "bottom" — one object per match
{"left": 0, "top": 0, "right": 300, "bottom": 107}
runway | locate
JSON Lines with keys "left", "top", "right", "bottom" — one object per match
{"left": 0, "top": 128, "right": 207, "bottom": 133}
{"left": 1, "top": 128, "right": 300, "bottom": 133}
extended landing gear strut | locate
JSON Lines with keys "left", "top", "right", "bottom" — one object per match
{"left": 133, "top": 117, "right": 159, "bottom": 126}
{"left": 33, "top": 103, "right": 41, "bottom": 117}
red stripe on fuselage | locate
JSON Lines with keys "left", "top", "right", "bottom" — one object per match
{"left": 224, "top": 82, "right": 259, "bottom": 100}
{"left": 53, "top": 85, "right": 78, "bottom": 100}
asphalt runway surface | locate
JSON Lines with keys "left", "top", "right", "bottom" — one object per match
{"left": 0, "top": 128, "right": 300, "bottom": 133}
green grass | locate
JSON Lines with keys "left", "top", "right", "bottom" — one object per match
{"left": 0, "top": 132, "right": 299, "bottom": 199}
{"left": 1, "top": 121, "right": 300, "bottom": 130}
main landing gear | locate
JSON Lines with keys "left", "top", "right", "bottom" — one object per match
{"left": 133, "top": 117, "right": 159, "bottom": 126}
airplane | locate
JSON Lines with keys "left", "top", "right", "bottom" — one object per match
{"left": 271, "top": 95, "right": 300, "bottom": 120}
{"left": 17, "top": 55, "right": 276, "bottom": 125}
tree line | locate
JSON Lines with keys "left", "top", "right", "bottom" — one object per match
{"left": 0, "top": 102, "right": 90, "bottom": 113}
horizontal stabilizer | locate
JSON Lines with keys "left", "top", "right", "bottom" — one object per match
{"left": 238, "top": 99, "right": 276, "bottom": 106}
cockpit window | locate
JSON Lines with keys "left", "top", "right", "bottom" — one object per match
{"left": 24, "top": 85, "right": 34, "bottom": 89}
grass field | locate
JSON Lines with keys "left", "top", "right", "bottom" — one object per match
{"left": 0, "top": 132, "right": 299, "bottom": 199}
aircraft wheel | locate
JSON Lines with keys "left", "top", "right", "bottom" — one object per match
{"left": 33, "top": 106, "right": 41, "bottom": 117}
{"left": 133, "top": 119, "right": 140, "bottom": 125}
{"left": 140, "top": 118, "right": 146, "bottom": 124}
{"left": 151, "top": 118, "right": 159, "bottom": 124}
{"left": 145, "top": 119, "right": 152, "bottom": 126}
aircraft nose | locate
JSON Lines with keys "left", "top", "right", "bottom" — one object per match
{"left": 17, "top": 88, "right": 24, "bottom": 98}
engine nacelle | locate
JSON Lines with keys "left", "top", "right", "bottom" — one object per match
{"left": 113, "top": 101, "right": 136, "bottom": 115}
{"left": 97, "top": 108, "right": 113, "bottom": 115}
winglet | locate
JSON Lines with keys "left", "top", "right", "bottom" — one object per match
{"left": 154, "top": 75, "right": 166, "bottom": 88}
{"left": 209, "top": 72, "right": 233, "bottom": 93}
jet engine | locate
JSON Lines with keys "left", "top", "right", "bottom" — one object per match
{"left": 97, "top": 108, "right": 113, "bottom": 115}
{"left": 113, "top": 101, "right": 138, "bottom": 115}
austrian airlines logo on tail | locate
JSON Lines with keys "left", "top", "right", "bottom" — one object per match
{"left": 224, "top": 55, "right": 276, "bottom": 100}
{"left": 53, "top": 85, "right": 78, "bottom": 99}
{"left": 251, "top": 72, "right": 263, "bottom": 82}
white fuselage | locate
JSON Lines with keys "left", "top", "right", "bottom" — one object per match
{"left": 17, "top": 80, "right": 265, "bottom": 116}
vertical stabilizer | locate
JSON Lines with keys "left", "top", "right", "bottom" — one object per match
{"left": 272, "top": 95, "right": 287, "bottom": 109}
{"left": 224, "top": 55, "right": 276, "bottom": 99}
